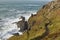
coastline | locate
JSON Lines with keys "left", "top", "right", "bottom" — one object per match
{"left": 0, "top": 1, "right": 51, "bottom": 40}
{"left": 8, "top": 0, "right": 60, "bottom": 40}
{"left": 0, "top": 11, "right": 37, "bottom": 40}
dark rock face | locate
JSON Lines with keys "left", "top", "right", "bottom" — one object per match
{"left": 8, "top": 0, "right": 60, "bottom": 40}
{"left": 13, "top": 33, "right": 19, "bottom": 36}
{"left": 17, "top": 16, "right": 28, "bottom": 32}
{"left": 31, "top": 14, "right": 37, "bottom": 17}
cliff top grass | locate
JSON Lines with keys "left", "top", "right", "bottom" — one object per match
{"left": 8, "top": 0, "right": 60, "bottom": 40}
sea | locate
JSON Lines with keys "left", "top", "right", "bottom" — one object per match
{"left": 0, "top": 1, "right": 51, "bottom": 40}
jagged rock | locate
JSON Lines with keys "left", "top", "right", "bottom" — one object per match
{"left": 8, "top": 0, "right": 60, "bottom": 40}
{"left": 17, "top": 16, "right": 28, "bottom": 32}
{"left": 19, "top": 16, "right": 25, "bottom": 21}
{"left": 31, "top": 14, "right": 36, "bottom": 17}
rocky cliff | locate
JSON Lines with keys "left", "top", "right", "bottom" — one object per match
{"left": 8, "top": 0, "right": 60, "bottom": 40}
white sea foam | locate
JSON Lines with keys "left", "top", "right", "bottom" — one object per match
{"left": 8, "top": 9, "right": 16, "bottom": 12}
{"left": 0, "top": 1, "right": 48, "bottom": 40}
{"left": 16, "top": 11, "right": 37, "bottom": 21}
{"left": 0, "top": 10, "right": 37, "bottom": 40}
{"left": 33, "top": 12, "right": 37, "bottom": 15}
{"left": 0, "top": 17, "right": 23, "bottom": 40}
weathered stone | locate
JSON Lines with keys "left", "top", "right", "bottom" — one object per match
{"left": 8, "top": 0, "right": 60, "bottom": 40}
{"left": 17, "top": 16, "right": 28, "bottom": 32}
{"left": 13, "top": 33, "right": 19, "bottom": 36}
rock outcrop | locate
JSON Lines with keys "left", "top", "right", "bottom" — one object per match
{"left": 8, "top": 0, "right": 60, "bottom": 40}
{"left": 17, "top": 16, "right": 28, "bottom": 32}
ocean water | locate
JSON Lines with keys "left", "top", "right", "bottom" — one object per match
{"left": 0, "top": 1, "right": 50, "bottom": 40}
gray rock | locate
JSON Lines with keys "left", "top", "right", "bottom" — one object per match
{"left": 17, "top": 16, "right": 28, "bottom": 32}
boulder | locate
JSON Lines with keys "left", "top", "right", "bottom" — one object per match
{"left": 17, "top": 16, "right": 28, "bottom": 32}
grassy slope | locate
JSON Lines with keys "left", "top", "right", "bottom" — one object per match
{"left": 8, "top": 0, "right": 60, "bottom": 40}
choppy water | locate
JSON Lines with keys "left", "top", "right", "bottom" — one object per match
{"left": 0, "top": 1, "right": 50, "bottom": 40}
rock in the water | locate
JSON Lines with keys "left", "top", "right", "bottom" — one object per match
{"left": 19, "top": 16, "right": 25, "bottom": 21}
{"left": 17, "top": 16, "right": 28, "bottom": 32}
{"left": 8, "top": 0, "right": 60, "bottom": 40}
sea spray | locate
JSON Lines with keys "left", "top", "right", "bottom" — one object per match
{"left": 0, "top": 18, "right": 23, "bottom": 40}
{"left": 0, "top": 1, "right": 49, "bottom": 40}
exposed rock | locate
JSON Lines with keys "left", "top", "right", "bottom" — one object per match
{"left": 31, "top": 14, "right": 37, "bottom": 17}
{"left": 8, "top": 0, "right": 60, "bottom": 40}
{"left": 17, "top": 16, "right": 28, "bottom": 32}
{"left": 13, "top": 33, "right": 20, "bottom": 36}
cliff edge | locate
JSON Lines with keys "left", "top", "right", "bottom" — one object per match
{"left": 8, "top": 0, "right": 60, "bottom": 40}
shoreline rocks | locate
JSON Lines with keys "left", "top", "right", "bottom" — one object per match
{"left": 16, "top": 16, "right": 28, "bottom": 32}
{"left": 8, "top": 0, "right": 60, "bottom": 40}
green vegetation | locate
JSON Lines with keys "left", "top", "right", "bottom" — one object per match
{"left": 8, "top": 0, "right": 60, "bottom": 40}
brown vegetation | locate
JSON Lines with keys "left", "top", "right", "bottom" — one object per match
{"left": 8, "top": 0, "right": 60, "bottom": 40}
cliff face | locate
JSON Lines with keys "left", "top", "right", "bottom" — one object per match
{"left": 8, "top": 0, "right": 60, "bottom": 40}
